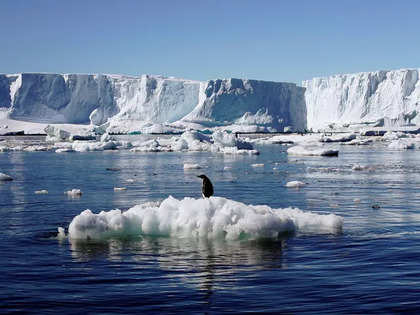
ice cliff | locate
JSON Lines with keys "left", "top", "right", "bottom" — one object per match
{"left": 3, "top": 68, "right": 420, "bottom": 134}
{"left": 303, "top": 69, "right": 420, "bottom": 130}
{"left": 0, "top": 73, "right": 306, "bottom": 132}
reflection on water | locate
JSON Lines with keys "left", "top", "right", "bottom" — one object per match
{"left": 70, "top": 236, "right": 287, "bottom": 298}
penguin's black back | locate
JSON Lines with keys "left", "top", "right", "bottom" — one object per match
{"left": 199, "top": 175, "right": 213, "bottom": 198}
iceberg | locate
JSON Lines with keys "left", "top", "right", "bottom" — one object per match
{"left": 303, "top": 69, "right": 420, "bottom": 131}
{"left": 0, "top": 73, "right": 306, "bottom": 133}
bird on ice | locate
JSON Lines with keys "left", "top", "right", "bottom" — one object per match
{"left": 197, "top": 174, "right": 214, "bottom": 198}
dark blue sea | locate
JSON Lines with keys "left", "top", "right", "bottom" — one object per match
{"left": 1, "top": 141, "right": 420, "bottom": 313}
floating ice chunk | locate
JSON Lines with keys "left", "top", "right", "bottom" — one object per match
{"left": 285, "top": 181, "right": 306, "bottom": 188}
{"left": 126, "top": 179, "right": 135, "bottom": 183}
{"left": 354, "top": 198, "right": 361, "bottom": 203}
{"left": 223, "top": 166, "right": 232, "bottom": 170}
{"left": 55, "top": 148, "right": 75, "bottom": 153}
{"left": 320, "top": 133, "right": 356, "bottom": 143}
{"left": 100, "top": 133, "right": 115, "bottom": 143}
{"left": 35, "top": 190, "right": 48, "bottom": 194}
{"left": 114, "top": 187, "right": 127, "bottom": 191}
{"left": 44, "top": 125, "right": 71, "bottom": 142}
{"left": 251, "top": 163, "right": 264, "bottom": 167}
{"left": 388, "top": 139, "right": 415, "bottom": 150}
{"left": 287, "top": 145, "right": 339, "bottom": 157}
{"left": 352, "top": 164, "right": 374, "bottom": 171}
{"left": 342, "top": 138, "right": 373, "bottom": 146}
{"left": 57, "top": 227, "right": 66, "bottom": 239}
{"left": 184, "top": 163, "right": 201, "bottom": 170}
{"left": 382, "top": 131, "right": 408, "bottom": 141}
{"left": 220, "top": 147, "right": 259, "bottom": 155}
{"left": 68, "top": 196, "right": 343, "bottom": 241}
{"left": 0, "top": 172, "right": 13, "bottom": 181}
{"left": 66, "top": 189, "right": 82, "bottom": 197}
{"left": 24, "top": 145, "right": 49, "bottom": 152}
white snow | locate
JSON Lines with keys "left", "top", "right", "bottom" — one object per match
{"left": 68, "top": 196, "right": 343, "bottom": 241}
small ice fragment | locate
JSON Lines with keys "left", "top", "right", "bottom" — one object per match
{"left": 35, "top": 190, "right": 48, "bottom": 194}
{"left": 352, "top": 164, "right": 371, "bottom": 171}
{"left": 66, "top": 189, "right": 82, "bottom": 196}
{"left": 184, "top": 163, "right": 201, "bottom": 169}
{"left": 223, "top": 166, "right": 232, "bottom": 170}
{"left": 285, "top": 180, "right": 306, "bottom": 188}
{"left": 55, "top": 148, "right": 74, "bottom": 153}
{"left": 126, "top": 179, "right": 135, "bottom": 183}
{"left": 114, "top": 187, "right": 127, "bottom": 191}
{"left": 251, "top": 163, "right": 264, "bottom": 167}
{"left": 353, "top": 198, "right": 361, "bottom": 203}
{"left": 0, "top": 172, "right": 13, "bottom": 181}
{"left": 57, "top": 227, "right": 66, "bottom": 239}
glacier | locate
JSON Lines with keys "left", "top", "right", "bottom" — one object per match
{"left": 1, "top": 68, "right": 420, "bottom": 135}
{"left": 0, "top": 73, "right": 306, "bottom": 133}
{"left": 303, "top": 68, "right": 420, "bottom": 131}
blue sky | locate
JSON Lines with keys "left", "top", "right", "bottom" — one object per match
{"left": 0, "top": 0, "right": 419, "bottom": 83}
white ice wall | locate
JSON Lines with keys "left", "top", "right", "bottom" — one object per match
{"left": 0, "top": 73, "right": 306, "bottom": 131}
{"left": 303, "top": 69, "right": 420, "bottom": 130}
{"left": 182, "top": 78, "right": 306, "bottom": 131}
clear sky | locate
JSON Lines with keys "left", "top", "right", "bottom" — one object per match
{"left": 0, "top": 0, "right": 419, "bottom": 83}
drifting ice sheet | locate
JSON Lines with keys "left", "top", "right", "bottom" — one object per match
{"left": 68, "top": 196, "right": 343, "bottom": 241}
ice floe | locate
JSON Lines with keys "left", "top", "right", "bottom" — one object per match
{"left": 184, "top": 163, "right": 201, "bottom": 170}
{"left": 68, "top": 196, "right": 343, "bottom": 241}
{"left": 66, "top": 189, "right": 82, "bottom": 197}
{"left": 285, "top": 181, "right": 306, "bottom": 188}
{"left": 388, "top": 139, "right": 415, "bottom": 150}
{"left": 287, "top": 145, "right": 339, "bottom": 157}
{"left": 0, "top": 172, "right": 13, "bottom": 181}
{"left": 35, "top": 190, "right": 48, "bottom": 194}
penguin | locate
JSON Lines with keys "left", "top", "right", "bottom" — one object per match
{"left": 197, "top": 174, "right": 214, "bottom": 198}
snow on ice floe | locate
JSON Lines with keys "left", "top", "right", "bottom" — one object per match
{"left": 0, "top": 172, "right": 13, "bottom": 181}
{"left": 67, "top": 196, "right": 343, "bottom": 241}
{"left": 287, "top": 145, "right": 339, "bottom": 157}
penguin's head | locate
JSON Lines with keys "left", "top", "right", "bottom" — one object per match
{"left": 197, "top": 174, "right": 206, "bottom": 179}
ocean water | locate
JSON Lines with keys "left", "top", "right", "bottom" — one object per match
{"left": 1, "top": 141, "right": 420, "bottom": 313}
